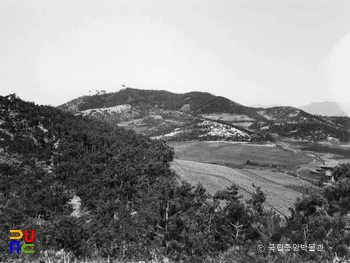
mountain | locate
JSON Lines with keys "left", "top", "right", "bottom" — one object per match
{"left": 58, "top": 88, "right": 350, "bottom": 142}
{"left": 58, "top": 88, "right": 268, "bottom": 142}
{"left": 300, "top": 101, "right": 349, "bottom": 117}
{"left": 58, "top": 88, "right": 264, "bottom": 120}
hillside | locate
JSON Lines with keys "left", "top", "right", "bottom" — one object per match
{"left": 59, "top": 88, "right": 269, "bottom": 142}
{"left": 77, "top": 103, "right": 203, "bottom": 137}
{"left": 58, "top": 88, "right": 350, "bottom": 142}
{"left": 323, "top": 116, "right": 350, "bottom": 132}
{"left": 59, "top": 88, "right": 258, "bottom": 117}
{"left": 0, "top": 94, "right": 179, "bottom": 261}
{"left": 255, "top": 106, "right": 326, "bottom": 124}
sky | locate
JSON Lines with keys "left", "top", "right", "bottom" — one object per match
{"left": 1, "top": 0, "right": 350, "bottom": 114}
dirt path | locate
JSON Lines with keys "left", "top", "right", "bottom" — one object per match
{"left": 273, "top": 138, "right": 321, "bottom": 178}
{"left": 276, "top": 142, "right": 322, "bottom": 179}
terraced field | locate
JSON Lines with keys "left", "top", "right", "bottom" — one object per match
{"left": 171, "top": 159, "right": 316, "bottom": 217}
{"left": 244, "top": 169, "right": 313, "bottom": 187}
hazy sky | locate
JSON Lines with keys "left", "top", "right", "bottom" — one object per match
{"left": 1, "top": 0, "right": 350, "bottom": 113}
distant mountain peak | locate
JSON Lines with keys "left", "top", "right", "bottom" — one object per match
{"left": 300, "top": 101, "right": 348, "bottom": 117}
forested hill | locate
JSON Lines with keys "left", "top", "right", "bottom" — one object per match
{"left": 58, "top": 88, "right": 258, "bottom": 116}
{"left": 0, "top": 93, "right": 174, "bottom": 179}
{"left": 0, "top": 94, "right": 175, "bottom": 259}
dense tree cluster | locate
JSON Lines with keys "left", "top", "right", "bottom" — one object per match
{"left": 1, "top": 94, "right": 350, "bottom": 262}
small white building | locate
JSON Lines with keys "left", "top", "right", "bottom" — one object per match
{"left": 319, "top": 162, "right": 338, "bottom": 182}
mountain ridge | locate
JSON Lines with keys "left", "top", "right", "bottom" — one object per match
{"left": 58, "top": 88, "right": 350, "bottom": 142}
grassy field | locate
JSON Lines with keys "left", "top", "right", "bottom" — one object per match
{"left": 275, "top": 138, "right": 350, "bottom": 159}
{"left": 171, "top": 159, "right": 316, "bottom": 216}
{"left": 168, "top": 141, "right": 313, "bottom": 167}
{"left": 244, "top": 169, "right": 312, "bottom": 187}
{"left": 297, "top": 167, "right": 322, "bottom": 183}
{"left": 243, "top": 169, "right": 317, "bottom": 194}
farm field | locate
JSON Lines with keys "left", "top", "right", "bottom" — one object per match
{"left": 171, "top": 159, "right": 316, "bottom": 216}
{"left": 244, "top": 169, "right": 314, "bottom": 188}
{"left": 243, "top": 169, "right": 317, "bottom": 194}
{"left": 276, "top": 138, "right": 350, "bottom": 180}
{"left": 276, "top": 137, "right": 350, "bottom": 160}
{"left": 297, "top": 167, "right": 320, "bottom": 183}
{"left": 168, "top": 141, "right": 313, "bottom": 167}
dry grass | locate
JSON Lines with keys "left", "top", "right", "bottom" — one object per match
{"left": 297, "top": 168, "right": 321, "bottom": 183}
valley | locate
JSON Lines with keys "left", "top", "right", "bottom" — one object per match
{"left": 169, "top": 138, "right": 350, "bottom": 217}
{"left": 169, "top": 140, "right": 313, "bottom": 167}
{"left": 57, "top": 88, "right": 350, "bottom": 219}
